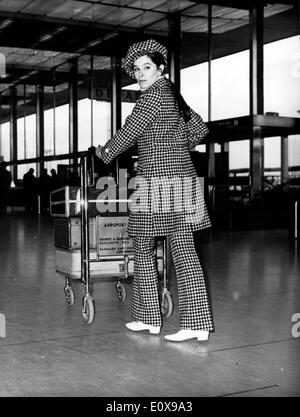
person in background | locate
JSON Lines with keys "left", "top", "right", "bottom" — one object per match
{"left": 95, "top": 39, "right": 214, "bottom": 342}
{"left": 37, "top": 168, "right": 51, "bottom": 214}
{"left": 49, "top": 169, "right": 62, "bottom": 192}
{"left": 23, "top": 168, "right": 38, "bottom": 213}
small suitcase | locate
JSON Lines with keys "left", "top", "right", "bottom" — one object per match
{"left": 55, "top": 248, "right": 163, "bottom": 280}
{"left": 50, "top": 186, "right": 80, "bottom": 217}
{"left": 55, "top": 248, "right": 134, "bottom": 279}
{"left": 50, "top": 186, "right": 111, "bottom": 217}
{"left": 54, "top": 217, "right": 97, "bottom": 249}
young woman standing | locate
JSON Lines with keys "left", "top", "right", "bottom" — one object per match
{"left": 96, "top": 39, "right": 214, "bottom": 342}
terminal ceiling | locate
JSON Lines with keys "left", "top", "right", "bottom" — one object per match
{"left": 0, "top": 0, "right": 298, "bottom": 118}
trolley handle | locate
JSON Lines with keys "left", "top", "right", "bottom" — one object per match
{"left": 87, "top": 155, "right": 95, "bottom": 187}
{"left": 81, "top": 147, "right": 96, "bottom": 188}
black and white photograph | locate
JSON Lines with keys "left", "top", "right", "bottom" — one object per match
{"left": 0, "top": 0, "right": 299, "bottom": 401}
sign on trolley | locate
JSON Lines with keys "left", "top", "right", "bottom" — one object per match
{"left": 98, "top": 216, "right": 133, "bottom": 256}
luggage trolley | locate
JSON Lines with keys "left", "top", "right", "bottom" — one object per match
{"left": 51, "top": 151, "right": 174, "bottom": 324}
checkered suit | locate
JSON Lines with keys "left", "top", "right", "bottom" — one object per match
{"left": 96, "top": 76, "right": 214, "bottom": 331}
{"left": 97, "top": 76, "right": 211, "bottom": 237}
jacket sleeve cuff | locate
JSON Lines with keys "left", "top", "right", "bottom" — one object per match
{"left": 95, "top": 145, "right": 111, "bottom": 164}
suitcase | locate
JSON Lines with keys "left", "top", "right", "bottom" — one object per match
{"left": 55, "top": 248, "right": 134, "bottom": 279}
{"left": 50, "top": 186, "right": 115, "bottom": 217}
{"left": 53, "top": 215, "right": 134, "bottom": 252}
{"left": 54, "top": 217, "right": 97, "bottom": 249}
{"left": 55, "top": 248, "right": 163, "bottom": 280}
{"left": 50, "top": 186, "right": 80, "bottom": 217}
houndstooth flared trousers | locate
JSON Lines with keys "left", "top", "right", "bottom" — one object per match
{"left": 131, "top": 232, "right": 214, "bottom": 331}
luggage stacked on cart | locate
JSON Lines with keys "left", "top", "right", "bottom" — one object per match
{"left": 50, "top": 185, "right": 136, "bottom": 298}
{"left": 50, "top": 153, "right": 172, "bottom": 324}
{"left": 53, "top": 214, "right": 139, "bottom": 280}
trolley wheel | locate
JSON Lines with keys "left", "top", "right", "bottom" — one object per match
{"left": 64, "top": 286, "right": 75, "bottom": 306}
{"left": 82, "top": 295, "right": 95, "bottom": 324}
{"left": 160, "top": 291, "right": 174, "bottom": 317}
{"left": 116, "top": 283, "right": 127, "bottom": 302}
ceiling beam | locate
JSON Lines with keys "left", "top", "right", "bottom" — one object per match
{"left": 0, "top": 9, "right": 156, "bottom": 35}
{"left": 192, "top": 0, "right": 296, "bottom": 9}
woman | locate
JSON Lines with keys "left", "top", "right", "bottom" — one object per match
{"left": 96, "top": 39, "right": 214, "bottom": 342}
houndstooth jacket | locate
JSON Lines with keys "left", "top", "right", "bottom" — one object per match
{"left": 96, "top": 76, "right": 211, "bottom": 237}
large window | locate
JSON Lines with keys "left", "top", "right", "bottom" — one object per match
{"left": 78, "top": 99, "right": 111, "bottom": 150}
{"left": 289, "top": 135, "right": 300, "bottom": 168}
{"left": 78, "top": 55, "right": 112, "bottom": 151}
{"left": 78, "top": 98, "right": 92, "bottom": 151}
{"left": 92, "top": 100, "right": 111, "bottom": 147}
{"left": 181, "top": 63, "right": 209, "bottom": 121}
{"left": 44, "top": 107, "right": 54, "bottom": 157}
{"left": 55, "top": 79, "right": 70, "bottom": 156}
{"left": 181, "top": 32, "right": 299, "bottom": 173}
{"left": 17, "top": 117, "right": 25, "bottom": 160}
{"left": 44, "top": 85, "right": 55, "bottom": 156}
{"left": 264, "top": 36, "right": 299, "bottom": 118}
{"left": 180, "top": 5, "right": 250, "bottom": 159}
{"left": 0, "top": 122, "right": 10, "bottom": 162}
{"left": 264, "top": 36, "right": 300, "bottom": 173}
{"left": 55, "top": 104, "right": 69, "bottom": 155}
{"left": 264, "top": 137, "right": 281, "bottom": 169}
{"left": 181, "top": 63, "right": 209, "bottom": 153}
{"left": 16, "top": 85, "right": 37, "bottom": 160}
{"left": 211, "top": 50, "right": 250, "bottom": 120}
{"left": 229, "top": 141, "right": 250, "bottom": 171}
{"left": 25, "top": 114, "right": 36, "bottom": 159}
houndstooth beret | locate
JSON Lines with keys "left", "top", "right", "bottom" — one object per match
{"left": 122, "top": 39, "right": 168, "bottom": 79}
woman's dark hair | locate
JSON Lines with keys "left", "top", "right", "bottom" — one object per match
{"left": 147, "top": 51, "right": 166, "bottom": 71}
{"left": 147, "top": 51, "right": 191, "bottom": 122}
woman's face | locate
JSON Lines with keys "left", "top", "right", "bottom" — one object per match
{"left": 133, "top": 55, "right": 163, "bottom": 91}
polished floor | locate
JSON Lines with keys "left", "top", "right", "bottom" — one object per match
{"left": 0, "top": 213, "right": 299, "bottom": 397}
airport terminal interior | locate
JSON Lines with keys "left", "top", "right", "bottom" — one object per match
{"left": 0, "top": 0, "right": 300, "bottom": 397}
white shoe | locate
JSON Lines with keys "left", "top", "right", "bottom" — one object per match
{"left": 164, "top": 329, "right": 209, "bottom": 342}
{"left": 125, "top": 321, "right": 161, "bottom": 335}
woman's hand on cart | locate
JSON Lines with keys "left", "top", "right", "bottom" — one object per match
{"left": 94, "top": 145, "right": 111, "bottom": 161}
{"left": 93, "top": 145, "right": 104, "bottom": 160}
